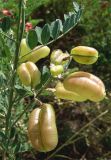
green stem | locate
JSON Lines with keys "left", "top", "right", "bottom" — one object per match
{"left": 36, "top": 77, "right": 52, "bottom": 96}
{"left": 45, "top": 110, "right": 108, "bottom": 160}
{"left": 5, "top": 0, "right": 25, "bottom": 150}
{"left": 11, "top": 101, "right": 35, "bottom": 128}
{"left": 12, "top": 97, "right": 42, "bottom": 128}
{"left": 5, "top": 0, "right": 22, "bottom": 134}
{"left": 20, "top": 1, "right": 25, "bottom": 41}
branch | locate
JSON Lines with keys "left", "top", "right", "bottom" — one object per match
{"left": 5, "top": 0, "right": 25, "bottom": 145}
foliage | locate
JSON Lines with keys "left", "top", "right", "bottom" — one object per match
{"left": 0, "top": 0, "right": 111, "bottom": 160}
{"left": 26, "top": 2, "right": 82, "bottom": 48}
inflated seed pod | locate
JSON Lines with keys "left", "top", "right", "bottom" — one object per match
{"left": 50, "top": 49, "right": 70, "bottom": 65}
{"left": 17, "top": 63, "right": 31, "bottom": 86}
{"left": 28, "top": 108, "right": 43, "bottom": 151}
{"left": 50, "top": 64, "right": 64, "bottom": 77}
{"left": 17, "top": 61, "right": 41, "bottom": 87}
{"left": 19, "top": 38, "right": 31, "bottom": 57}
{"left": 28, "top": 103, "right": 58, "bottom": 152}
{"left": 55, "top": 82, "right": 87, "bottom": 102}
{"left": 25, "top": 62, "right": 41, "bottom": 87}
{"left": 71, "top": 46, "right": 98, "bottom": 64}
{"left": 63, "top": 71, "right": 106, "bottom": 102}
{"left": 20, "top": 45, "right": 50, "bottom": 63}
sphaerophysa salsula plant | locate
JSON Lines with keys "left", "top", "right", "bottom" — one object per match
{"left": 0, "top": 0, "right": 107, "bottom": 159}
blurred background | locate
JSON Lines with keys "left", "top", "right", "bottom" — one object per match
{"left": 0, "top": 0, "right": 111, "bottom": 159}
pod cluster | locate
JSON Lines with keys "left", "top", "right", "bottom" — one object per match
{"left": 28, "top": 103, "right": 58, "bottom": 152}
{"left": 18, "top": 38, "right": 106, "bottom": 152}
{"left": 17, "top": 39, "right": 50, "bottom": 87}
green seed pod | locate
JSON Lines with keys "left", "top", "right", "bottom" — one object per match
{"left": 50, "top": 64, "right": 64, "bottom": 77}
{"left": 25, "top": 62, "right": 41, "bottom": 87}
{"left": 63, "top": 71, "right": 106, "bottom": 102}
{"left": 28, "top": 103, "right": 58, "bottom": 152}
{"left": 17, "top": 61, "right": 41, "bottom": 87}
{"left": 55, "top": 82, "right": 87, "bottom": 102}
{"left": 20, "top": 44, "right": 50, "bottom": 63}
{"left": 50, "top": 49, "right": 70, "bottom": 65}
{"left": 17, "top": 63, "right": 31, "bottom": 86}
{"left": 19, "top": 38, "right": 31, "bottom": 57}
{"left": 71, "top": 46, "right": 98, "bottom": 65}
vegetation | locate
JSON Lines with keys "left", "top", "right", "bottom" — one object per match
{"left": 0, "top": 0, "right": 111, "bottom": 160}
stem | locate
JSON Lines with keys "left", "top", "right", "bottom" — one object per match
{"left": 4, "top": 0, "right": 25, "bottom": 153}
{"left": 11, "top": 97, "right": 42, "bottom": 128}
{"left": 36, "top": 76, "right": 52, "bottom": 96}
{"left": 45, "top": 110, "right": 108, "bottom": 160}
{"left": 11, "top": 101, "right": 35, "bottom": 128}
{"left": 5, "top": 0, "right": 23, "bottom": 134}
{"left": 20, "top": 1, "right": 25, "bottom": 40}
